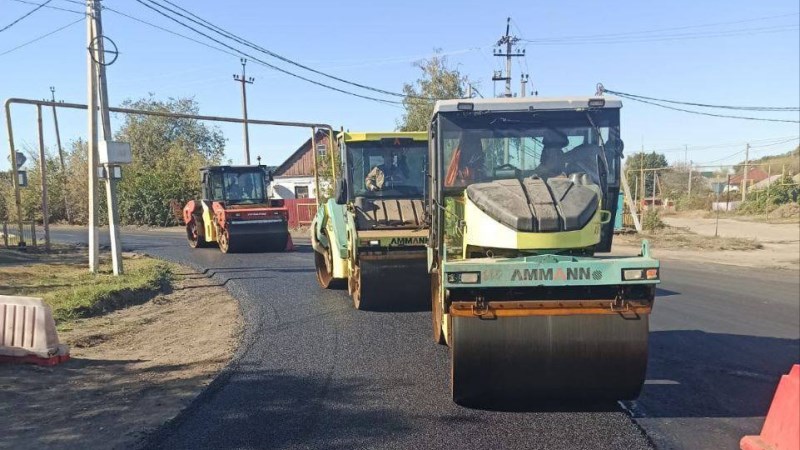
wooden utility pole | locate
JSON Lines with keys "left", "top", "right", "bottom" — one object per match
{"left": 36, "top": 105, "right": 51, "bottom": 251}
{"left": 86, "top": 0, "right": 99, "bottom": 272}
{"left": 233, "top": 58, "right": 254, "bottom": 165}
{"left": 688, "top": 165, "right": 693, "bottom": 197}
{"left": 50, "top": 86, "right": 71, "bottom": 224}
{"left": 742, "top": 143, "right": 750, "bottom": 202}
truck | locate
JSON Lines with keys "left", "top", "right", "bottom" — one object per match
{"left": 426, "top": 95, "right": 660, "bottom": 405}
{"left": 311, "top": 132, "right": 430, "bottom": 310}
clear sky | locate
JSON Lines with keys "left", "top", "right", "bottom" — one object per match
{"left": 1, "top": 0, "right": 798, "bottom": 172}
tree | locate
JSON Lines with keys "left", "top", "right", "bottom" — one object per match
{"left": 624, "top": 152, "right": 668, "bottom": 199}
{"left": 115, "top": 96, "right": 226, "bottom": 225}
{"left": 397, "top": 52, "right": 469, "bottom": 132}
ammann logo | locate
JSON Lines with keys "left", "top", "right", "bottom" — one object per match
{"left": 511, "top": 267, "right": 597, "bottom": 281}
{"left": 389, "top": 236, "right": 428, "bottom": 246}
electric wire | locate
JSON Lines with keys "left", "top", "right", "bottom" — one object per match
{"left": 0, "top": 16, "right": 83, "bottom": 56}
{"left": 4, "top": 0, "right": 83, "bottom": 15}
{"left": 602, "top": 88, "right": 799, "bottom": 112}
{"left": 1, "top": 0, "right": 54, "bottom": 32}
{"left": 132, "top": 0, "right": 402, "bottom": 105}
{"left": 520, "top": 13, "right": 799, "bottom": 44}
{"left": 604, "top": 90, "right": 800, "bottom": 123}
{"left": 142, "top": 0, "right": 440, "bottom": 101}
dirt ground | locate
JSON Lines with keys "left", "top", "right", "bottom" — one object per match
{"left": 613, "top": 214, "right": 800, "bottom": 270}
{"left": 0, "top": 267, "right": 242, "bottom": 450}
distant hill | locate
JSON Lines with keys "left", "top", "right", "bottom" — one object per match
{"left": 735, "top": 145, "right": 799, "bottom": 175}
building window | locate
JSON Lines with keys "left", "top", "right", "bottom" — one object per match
{"left": 295, "top": 186, "right": 309, "bottom": 199}
{"left": 316, "top": 144, "right": 327, "bottom": 158}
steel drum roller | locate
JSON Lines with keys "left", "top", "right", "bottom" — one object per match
{"left": 451, "top": 313, "right": 649, "bottom": 405}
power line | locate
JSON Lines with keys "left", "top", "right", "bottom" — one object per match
{"left": 520, "top": 13, "right": 799, "bottom": 44}
{"left": 0, "top": 16, "right": 82, "bottom": 56}
{"left": 4, "top": 0, "right": 83, "bottom": 15}
{"left": 602, "top": 88, "right": 799, "bottom": 112}
{"left": 1, "top": 0, "right": 54, "bottom": 32}
{"left": 142, "top": 0, "right": 436, "bottom": 101}
{"left": 600, "top": 88, "right": 800, "bottom": 124}
{"left": 131, "top": 0, "right": 402, "bottom": 105}
{"left": 650, "top": 136, "right": 800, "bottom": 154}
{"left": 102, "top": 4, "right": 242, "bottom": 58}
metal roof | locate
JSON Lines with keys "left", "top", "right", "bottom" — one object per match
{"left": 432, "top": 96, "right": 622, "bottom": 115}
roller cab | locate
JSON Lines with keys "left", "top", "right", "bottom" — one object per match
{"left": 311, "top": 132, "right": 431, "bottom": 310}
{"left": 183, "top": 165, "right": 290, "bottom": 253}
{"left": 427, "top": 96, "right": 660, "bottom": 405}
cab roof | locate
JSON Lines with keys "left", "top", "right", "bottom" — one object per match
{"left": 200, "top": 165, "right": 266, "bottom": 172}
{"left": 432, "top": 96, "right": 622, "bottom": 115}
{"left": 338, "top": 131, "right": 427, "bottom": 142}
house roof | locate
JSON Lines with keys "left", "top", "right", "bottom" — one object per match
{"left": 273, "top": 129, "right": 330, "bottom": 177}
{"left": 729, "top": 167, "right": 769, "bottom": 185}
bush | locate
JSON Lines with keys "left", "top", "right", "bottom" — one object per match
{"left": 642, "top": 210, "right": 666, "bottom": 231}
{"left": 737, "top": 175, "right": 799, "bottom": 215}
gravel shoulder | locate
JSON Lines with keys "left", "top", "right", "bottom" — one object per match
{"left": 0, "top": 259, "right": 242, "bottom": 450}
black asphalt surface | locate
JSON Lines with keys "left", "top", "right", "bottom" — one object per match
{"left": 46, "top": 227, "right": 800, "bottom": 450}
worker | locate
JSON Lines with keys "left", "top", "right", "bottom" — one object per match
{"left": 445, "top": 131, "right": 485, "bottom": 187}
{"left": 226, "top": 176, "right": 243, "bottom": 200}
{"left": 365, "top": 150, "right": 408, "bottom": 191}
{"left": 535, "top": 130, "right": 569, "bottom": 179}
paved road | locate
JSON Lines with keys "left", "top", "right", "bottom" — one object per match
{"left": 47, "top": 227, "right": 800, "bottom": 450}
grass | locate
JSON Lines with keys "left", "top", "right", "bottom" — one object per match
{"left": 617, "top": 226, "right": 763, "bottom": 251}
{"left": 0, "top": 247, "right": 172, "bottom": 323}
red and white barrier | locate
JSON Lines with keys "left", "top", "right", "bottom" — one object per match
{"left": 0, "top": 296, "right": 70, "bottom": 366}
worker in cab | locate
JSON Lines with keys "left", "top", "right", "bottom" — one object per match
{"left": 535, "top": 131, "right": 569, "bottom": 179}
{"left": 365, "top": 150, "right": 408, "bottom": 191}
{"left": 445, "top": 131, "right": 485, "bottom": 187}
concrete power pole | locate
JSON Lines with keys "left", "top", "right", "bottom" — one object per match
{"left": 50, "top": 87, "right": 71, "bottom": 224}
{"left": 233, "top": 58, "right": 254, "bottom": 165}
{"left": 520, "top": 74, "right": 529, "bottom": 98}
{"left": 742, "top": 143, "right": 750, "bottom": 202}
{"left": 492, "top": 17, "right": 525, "bottom": 98}
{"left": 86, "top": 0, "right": 99, "bottom": 273}
{"left": 87, "top": 0, "right": 124, "bottom": 275}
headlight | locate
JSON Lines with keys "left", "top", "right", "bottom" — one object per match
{"left": 622, "top": 268, "right": 659, "bottom": 280}
{"left": 447, "top": 272, "right": 480, "bottom": 284}
{"left": 622, "top": 269, "right": 643, "bottom": 280}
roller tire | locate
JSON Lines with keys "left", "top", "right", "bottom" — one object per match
{"left": 186, "top": 218, "right": 209, "bottom": 249}
{"left": 315, "top": 246, "right": 334, "bottom": 289}
{"left": 218, "top": 228, "right": 232, "bottom": 253}
{"left": 350, "top": 265, "right": 365, "bottom": 310}
{"left": 431, "top": 270, "right": 445, "bottom": 345}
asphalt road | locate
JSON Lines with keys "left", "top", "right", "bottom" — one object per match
{"left": 46, "top": 227, "right": 800, "bottom": 450}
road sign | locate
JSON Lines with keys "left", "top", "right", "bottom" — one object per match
{"left": 8, "top": 151, "right": 26, "bottom": 168}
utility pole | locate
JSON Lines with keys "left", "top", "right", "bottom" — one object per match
{"left": 36, "top": 105, "right": 51, "bottom": 251}
{"left": 684, "top": 144, "right": 688, "bottom": 165}
{"left": 86, "top": 0, "right": 99, "bottom": 273}
{"left": 233, "top": 58, "right": 254, "bottom": 165}
{"left": 50, "top": 86, "right": 71, "bottom": 224}
{"left": 688, "top": 164, "right": 693, "bottom": 197}
{"left": 520, "top": 74, "right": 529, "bottom": 97}
{"left": 492, "top": 17, "right": 525, "bottom": 98}
{"left": 742, "top": 143, "right": 750, "bottom": 202}
{"left": 87, "top": 0, "right": 124, "bottom": 275}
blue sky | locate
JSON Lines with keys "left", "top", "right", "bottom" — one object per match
{"left": 1, "top": 0, "right": 798, "bottom": 172}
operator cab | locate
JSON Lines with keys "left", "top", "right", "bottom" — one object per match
{"left": 429, "top": 96, "right": 624, "bottom": 253}
{"left": 201, "top": 165, "right": 273, "bottom": 205}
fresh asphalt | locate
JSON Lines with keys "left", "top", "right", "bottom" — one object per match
{"left": 45, "top": 227, "right": 800, "bottom": 450}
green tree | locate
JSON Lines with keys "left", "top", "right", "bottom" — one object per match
{"left": 115, "top": 96, "right": 226, "bottom": 225}
{"left": 397, "top": 52, "right": 469, "bottom": 132}
{"left": 625, "top": 152, "right": 668, "bottom": 199}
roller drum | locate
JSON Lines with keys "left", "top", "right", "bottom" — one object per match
{"left": 225, "top": 220, "right": 289, "bottom": 253}
{"left": 451, "top": 314, "right": 649, "bottom": 406}
{"left": 356, "top": 255, "right": 430, "bottom": 311}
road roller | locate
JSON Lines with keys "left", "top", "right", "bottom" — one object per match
{"left": 311, "top": 132, "right": 430, "bottom": 310}
{"left": 183, "top": 164, "right": 291, "bottom": 253}
{"left": 426, "top": 95, "right": 660, "bottom": 405}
